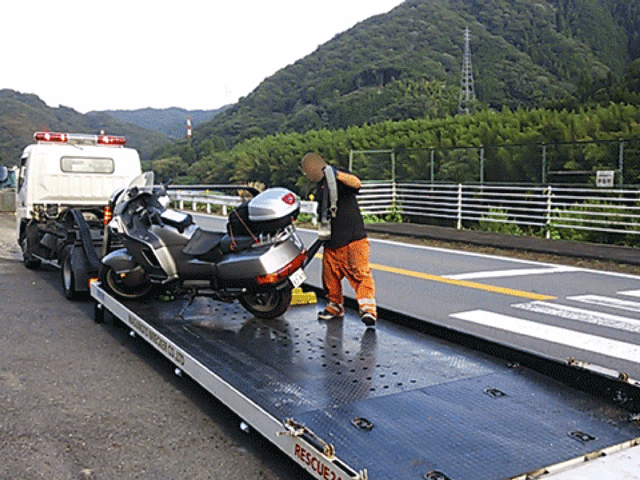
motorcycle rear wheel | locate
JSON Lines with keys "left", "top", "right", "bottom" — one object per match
{"left": 239, "top": 287, "right": 292, "bottom": 319}
{"left": 99, "top": 264, "right": 153, "bottom": 300}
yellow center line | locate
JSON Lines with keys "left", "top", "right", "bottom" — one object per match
{"left": 369, "top": 262, "right": 556, "bottom": 301}
{"left": 312, "top": 254, "right": 555, "bottom": 300}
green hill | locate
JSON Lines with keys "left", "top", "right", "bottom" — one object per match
{"left": 192, "top": 0, "right": 639, "bottom": 147}
{"left": 0, "top": 89, "right": 171, "bottom": 164}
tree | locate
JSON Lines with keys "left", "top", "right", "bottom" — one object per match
{"left": 152, "top": 156, "right": 189, "bottom": 183}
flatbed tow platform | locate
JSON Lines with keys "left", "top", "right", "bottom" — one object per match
{"left": 91, "top": 283, "right": 640, "bottom": 480}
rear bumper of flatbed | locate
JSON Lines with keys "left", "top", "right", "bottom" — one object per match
{"left": 91, "top": 283, "right": 640, "bottom": 480}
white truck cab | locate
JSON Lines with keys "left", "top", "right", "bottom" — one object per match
{"left": 16, "top": 131, "right": 141, "bottom": 240}
{"left": 16, "top": 131, "right": 142, "bottom": 298}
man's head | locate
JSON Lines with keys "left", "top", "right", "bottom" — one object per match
{"left": 301, "top": 152, "right": 328, "bottom": 183}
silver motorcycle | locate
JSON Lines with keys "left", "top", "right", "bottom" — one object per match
{"left": 100, "top": 172, "right": 312, "bottom": 319}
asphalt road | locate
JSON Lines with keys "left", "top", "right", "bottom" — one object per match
{"left": 0, "top": 211, "right": 304, "bottom": 480}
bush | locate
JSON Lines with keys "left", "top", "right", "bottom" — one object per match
{"left": 477, "top": 208, "right": 524, "bottom": 236}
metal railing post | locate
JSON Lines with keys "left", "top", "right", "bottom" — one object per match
{"left": 545, "top": 185, "right": 552, "bottom": 240}
{"left": 430, "top": 149, "right": 435, "bottom": 184}
{"left": 542, "top": 144, "right": 547, "bottom": 185}
{"left": 457, "top": 183, "right": 463, "bottom": 230}
{"left": 479, "top": 147, "right": 484, "bottom": 185}
{"left": 619, "top": 141, "right": 625, "bottom": 188}
{"left": 391, "top": 151, "right": 396, "bottom": 183}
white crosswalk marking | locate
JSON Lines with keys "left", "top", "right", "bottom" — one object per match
{"left": 444, "top": 265, "right": 577, "bottom": 280}
{"left": 619, "top": 290, "right": 640, "bottom": 298}
{"left": 513, "top": 301, "right": 640, "bottom": 334}
{"left": 450, "top": 310, "right": 640, "bottom": 363}
{"left": 568, "top": 295, "right": 640, "bottom": 313}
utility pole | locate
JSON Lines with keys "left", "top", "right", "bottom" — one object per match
{"left": 459, "top": 26, "right": 476, "bottom": 115}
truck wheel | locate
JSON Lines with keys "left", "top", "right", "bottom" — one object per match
{"left": 99, "top": 264, "right": 153, "bottom": 300}
{"left": 61, "top": 252, "right": 79, "bottom": 300}
{"left": 21, "top": 238, "right": 41, "bottom": 270}
{"left": 239, "top": 287, "right": 292, "bottom": 319}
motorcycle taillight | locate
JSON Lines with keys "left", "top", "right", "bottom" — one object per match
{"left": 255, "top": 250, "right": 307, "bottom": 285}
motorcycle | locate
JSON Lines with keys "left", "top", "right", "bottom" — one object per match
{"left": 100, "top": 172, "right": 317, "bottom": 319}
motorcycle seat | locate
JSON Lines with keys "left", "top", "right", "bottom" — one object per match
{"left": 182, "top": 228, "right": 226, "bottom": 257}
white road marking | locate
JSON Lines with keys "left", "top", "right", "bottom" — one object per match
{"left": 568, "top": 295, "right": 640, "bottom": 314}
{"left": 445, "top": 265, "right": 577, "bottom": 280}
{"left": 513, "top": 301, "right": 640, "bottom": 334}
{"left": 619, "top": 290, "right": 640, "bottom": 298}
{"left": 450, "top": 309, "right": 640, "bottom": 364}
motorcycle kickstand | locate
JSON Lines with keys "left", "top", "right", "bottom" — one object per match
{"left": 179, "top": 291, "right": 197, "bottom": 320}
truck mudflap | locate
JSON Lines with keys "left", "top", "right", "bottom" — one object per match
{"left": 91, "top": 283, "right": 640, "bottom": 480}
{"left": 65, "top": 208, "right": 101, "bottom": 272}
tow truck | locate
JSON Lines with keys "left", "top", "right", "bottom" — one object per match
{"left": 90, "top": 276, "right": 640, "bottom": 480}
{"left": 16, "top": 131, "right": 141, "bottom": 298}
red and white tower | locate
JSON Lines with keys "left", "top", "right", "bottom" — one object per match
{"left": 187, "top": 116, "right": 192, "bottom": 138}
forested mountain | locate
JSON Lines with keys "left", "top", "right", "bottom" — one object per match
{"left": 96, "top": 107, "right": 226, "bottom": 139}
{"left": 190, "top": 0, "right": 639, "bottom": 148}
{"left": 0, "top": 90, "right": 171, "bottom": 163}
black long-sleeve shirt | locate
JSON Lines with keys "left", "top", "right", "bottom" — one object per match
{"left": 316, "top": 168, "right": 367, "bottom": 249}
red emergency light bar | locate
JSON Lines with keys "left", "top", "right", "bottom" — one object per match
{"left": 34, "top": 131, "right": 126, "bottom": 146}
{"left": 97, "top": 134, "right": 126, "bottom": 146}
{"left": 34, "top": 132, "right": 67, "bottom": 143}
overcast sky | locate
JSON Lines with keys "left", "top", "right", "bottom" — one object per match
{"left": 2, "top": 1, "right": 405, "bottom": 113}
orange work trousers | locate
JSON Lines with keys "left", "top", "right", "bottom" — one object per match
{"left": 322, "top": 238, "right": 376, "bottom": 316}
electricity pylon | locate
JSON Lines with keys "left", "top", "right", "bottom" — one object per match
{"left": 459, "top": 26, "right": 476, "bottom": 115}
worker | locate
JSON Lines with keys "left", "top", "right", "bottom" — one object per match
{"left": 301, "top": 152, "right": 377, "bottom": 327}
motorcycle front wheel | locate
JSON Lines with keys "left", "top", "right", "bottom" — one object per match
{"left": 99, "top": 264, "right": 153, "bottom": 300}
{"left": 239, "top": 287, "right": 292, "bottom": 319}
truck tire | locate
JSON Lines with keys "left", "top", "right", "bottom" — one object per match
{"left": 99, "top": 264, "right": 153, "bottom": 300}
{"left": 239, "top": 287, "right": 292, "bottom": 319}
{"left": 21, "top": 238, "right": 41, "bottom": 270}
{"left": 61, "top": 250, "right": 80, "bottom": 300}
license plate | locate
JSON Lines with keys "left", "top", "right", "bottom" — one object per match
{"left": 289, "top": 268, "right": 307, "bottom": 288}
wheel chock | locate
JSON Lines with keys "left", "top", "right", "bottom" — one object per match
{"left": 290, "top": 287, "right": 317, "bottom": 305}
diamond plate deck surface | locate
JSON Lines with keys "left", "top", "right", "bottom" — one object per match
{"left": 125, "top": 297, "right": 640, "bottom": 480}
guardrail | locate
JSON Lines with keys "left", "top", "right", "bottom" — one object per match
{"left": 171, "top": 183, "right": 640, "bottom": 243}
{"left": 358, "top": 182, "right": 640, "bottom": 240}
{"left": 169, "top": 191, "right": 319, "bottom": 224}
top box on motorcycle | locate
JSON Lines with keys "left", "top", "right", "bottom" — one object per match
{"left": 228, "top": 187, "right": 300, "bottom": 237}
